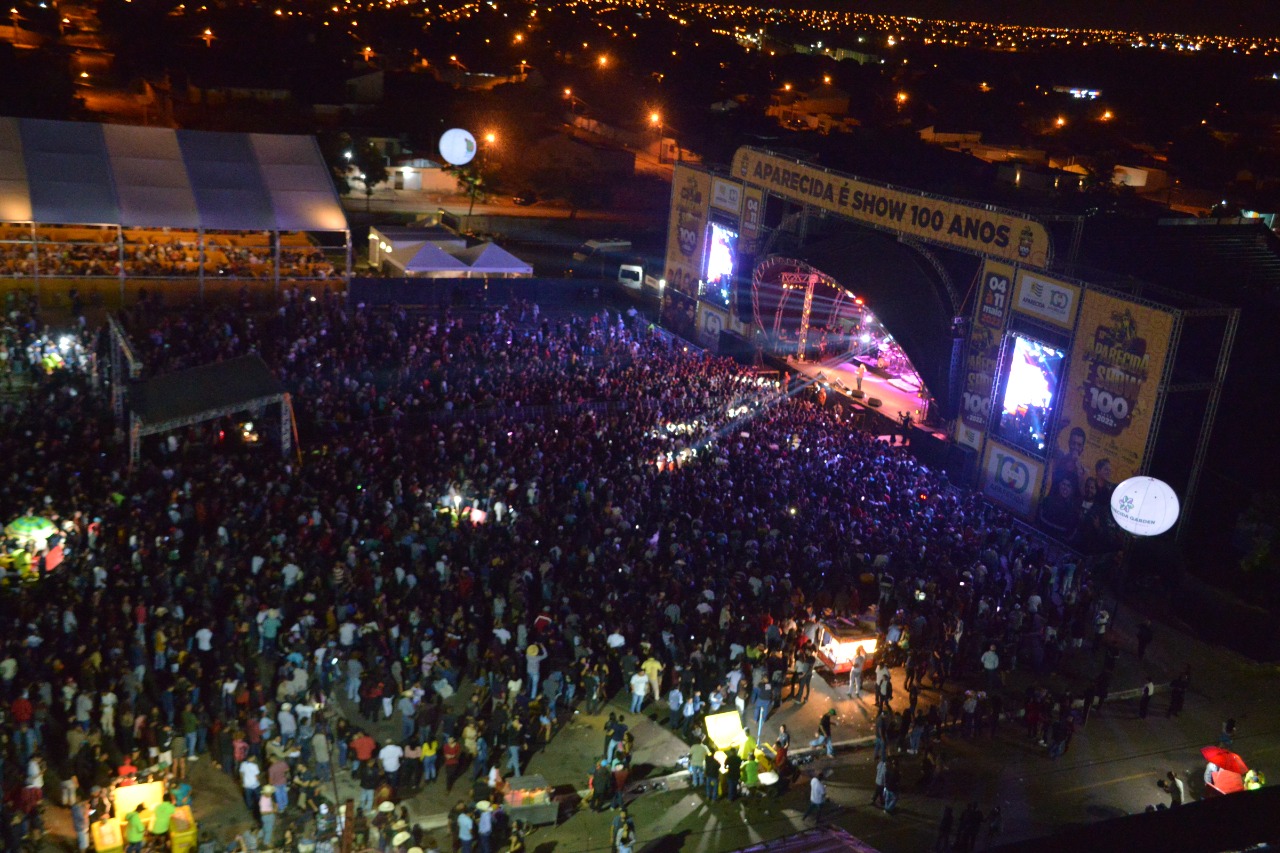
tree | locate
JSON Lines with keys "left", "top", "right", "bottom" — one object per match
{"left": 350, "top": 139, "right": 390, "bottom": 211}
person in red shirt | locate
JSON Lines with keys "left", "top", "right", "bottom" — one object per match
{"left": 11, "top": 692, "right": 33, "bottom": 725}
{"left": 117, "top": 755, "right": 138, "bottom": 786}
{"left": 442, "top": 735, "right": 462, "bottom": 790}
{"left": 350, "top": 732, "right": 376, "bottom": 774}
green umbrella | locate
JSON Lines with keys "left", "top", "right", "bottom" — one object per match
{"left": 5, "top": 516, "right": 57, "bottom": 543}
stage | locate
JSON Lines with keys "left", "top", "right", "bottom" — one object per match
{"left": 786, "top": 353, "right": 948, "bottom": 441}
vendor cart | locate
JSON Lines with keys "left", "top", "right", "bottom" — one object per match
{"left": 505, "top": 774, "right": 558, "bottom": 826}
{"left": 91, "top": 780, "right": 199, "bottom": 853}
{"left": 811, "top": 616, "right": 878, "bottom": 674}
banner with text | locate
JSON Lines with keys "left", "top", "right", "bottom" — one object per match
{"left": 739, "top": 184, "right": 764, "bottom": 252}
{"left": 664, "top": 164, "right": 714, "bottom": 299}
{"left": 981, "top": 441, "right": 1047, "bottom": 518}
{"left": 1046, "top": 291, "right": 1174, "bottom": 509}
{"left": 731, "top": 146, "right": 1051, "bottom": 268}
{"left": 1013, "top": 269, "right": 1082, "bottom": 331}
{"left": 959, "top": 260, "right": 1015, "bottom": 447}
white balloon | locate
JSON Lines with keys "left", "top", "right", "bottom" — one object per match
{"left": 438, "top": 128, "right": 477, "bottom": 166}
{"left": 1110, "top": 476, "right": 1180, "bottom": 536}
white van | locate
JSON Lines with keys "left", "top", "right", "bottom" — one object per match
{"left": 573, "top": 238, "right": 632, "bottom": 262}
{"left": 617, "top": 264, "right": 644, "bottom": 290}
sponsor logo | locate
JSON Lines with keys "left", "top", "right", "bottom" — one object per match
{"left": 997, "top": 454, "right": 1031, "bottom": 493}
{"left": 1016, "top": 273, "right": 1076, "bottom": 327}
{"left": 711, "top": 179, "right": 742, "bottom": 213}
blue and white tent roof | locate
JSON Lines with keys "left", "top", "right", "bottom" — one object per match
{"left": 0, "top": 117, "right": 347, "bottom": 232}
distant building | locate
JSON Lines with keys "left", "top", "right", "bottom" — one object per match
{"left": 918, "top": 127, "right": 1046, "bottom": 165}
{"left": 767, "top": 87, "right": 858, "bottom": 134}
{"left": 918, "top": 126, "right": 982, "bottom": 146}
{"left": 1113, "top": 165, "right": 1171, "bottom": 191}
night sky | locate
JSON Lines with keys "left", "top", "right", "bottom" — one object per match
{"left": 802, "top": 0, "right": 1280, "bottom": 37}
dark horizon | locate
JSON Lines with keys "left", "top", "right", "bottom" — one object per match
{"left": 756, "top": 0, "right": 1280, "bottom": 39}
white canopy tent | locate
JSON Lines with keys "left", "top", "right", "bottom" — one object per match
{"left": 453, "top": 242, "right": 533, "bottom": 277}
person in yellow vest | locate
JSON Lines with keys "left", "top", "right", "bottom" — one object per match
{"left": 124, "top": 803, "right": 146, "bottom": 853}
{"left": 150, "top": 793, "right": 176, "bottom": 847}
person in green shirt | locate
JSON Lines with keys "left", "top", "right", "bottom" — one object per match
{"left": 124, "top": 803, "right": 146, "bottom": 853}
{"left": 151, "top": 793, "right": 177, "bottom": 837}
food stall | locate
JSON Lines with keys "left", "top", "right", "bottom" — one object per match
{"left": 1203, "top": 746, "right": 1264, "bottom": 797}
{"left": 505, "top": 774, "right": 558, "bottom": 825}
{"left": 811, "top": 615, "right": 879, "bottom": 674}
{"left": 703, "top": 711, "right": 775, "bottom": 796}
{"left": 91, "top": 780, "right": 198, "bottom": 853}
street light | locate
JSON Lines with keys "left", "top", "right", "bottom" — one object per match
{"left": 649, "top": 111, "right": 663, "bottom": 163}
{"left": 563, "top": 88, "right": 587, "bottom": 115}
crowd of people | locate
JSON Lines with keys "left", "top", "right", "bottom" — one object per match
{"left": 0, "top": 289, "right": 1115, "bottom": 851}
{"left": 0, "top": 227, "right": 336, "bottom": 281}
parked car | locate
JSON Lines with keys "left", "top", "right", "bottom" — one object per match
{"left": 512, "top": 190, "right": 538, "bottom": 206}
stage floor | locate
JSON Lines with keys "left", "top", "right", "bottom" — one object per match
{"left": 786, "top": 354, "right": 948, "bottom": 440}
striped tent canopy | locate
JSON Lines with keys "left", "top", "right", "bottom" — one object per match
{"left": 0, "top": 117, "right": 346, "bottom": 232}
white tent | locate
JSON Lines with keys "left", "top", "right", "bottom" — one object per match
{"left": 453, "top": 242, "right": 533, "bottom": 277}
{"left": 399, "top": 242, "right": 470, "bottom": 276}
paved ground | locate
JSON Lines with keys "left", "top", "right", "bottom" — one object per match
{"left": 35, "top": 590, "right": 1280, "bottom": 852}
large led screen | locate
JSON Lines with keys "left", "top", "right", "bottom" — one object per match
{"left": 994, "top": 334, "right": 1064, "bottom": 457}
{"left": 703, "top": 221, "right": 738, "bottom": 306}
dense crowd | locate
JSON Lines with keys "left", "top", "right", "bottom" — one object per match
{"left": 0, "top": 229, "right": 335, "bottom": 280}
{"left": 0, "top": 291, "right": 1109, "bottom": 852}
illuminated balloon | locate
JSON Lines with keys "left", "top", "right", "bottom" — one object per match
{"left": 438, "top": 129, "right": 477, "bottom": 166}
{"left": 1110, "top": 476, "right": 1180, "bottom": 536}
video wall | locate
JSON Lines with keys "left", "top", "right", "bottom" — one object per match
{"left": 993, "top": 334, "right": 1065, "bottom": 456}
{"left": 703, "top": 221, "right": 739, "bottom": 307}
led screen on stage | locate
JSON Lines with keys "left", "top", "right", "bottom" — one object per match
{"left": 703, "top": 221, "right": 738, "bottom": 306}
{"left": 994, "top": 334, "right": 1064, "bottom": 457}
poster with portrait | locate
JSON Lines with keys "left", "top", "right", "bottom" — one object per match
{"left": 1041, "top": 291, "right": 1175, "bottom": 547}
{"left": 664, "top": 164, "right": 714, "bottom": 299}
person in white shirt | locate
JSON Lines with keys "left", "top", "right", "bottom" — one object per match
{"left": 629, "top": 672, "right": 649, "bottom": 713}
{"left": 194, "top": 627, "right": 214, "bottom": 653}
{"left": 100, "top": 689, "right": 118, "bottom": 736}
{"left": 378, "top": 742, "right": 404, "bottom": 785}
{"left": 339, "top": 621, "right": 357, "bottom": 648}
{"left": 981, "top": 644, "right": 1001, "bottom": 689}
{"left": 239, "top": 757, "right": 261, "bottom": 810}
{"left": 493, "top": 623, "right": 512, "bottom": 646}
{"left": 803, "top": 773, "right": 827, "bottom": 821}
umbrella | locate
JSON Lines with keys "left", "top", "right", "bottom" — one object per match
{"left": 5, "top": 516, "right": 57, "bottom": 543}
{"left": 1201, "top": 745, "right": 1249, "bottom": 775}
